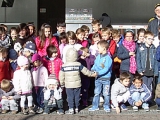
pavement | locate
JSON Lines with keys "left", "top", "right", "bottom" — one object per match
{"left": 0, "top": 103, "right": 160, "bottom": 120}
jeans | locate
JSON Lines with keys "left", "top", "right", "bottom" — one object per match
{"left": 131, "top": 92, "right": 148, "bottom": 108}
{"left": 1, "top": 99, "right": 18, "bottom": 111}
{"left": 66, "top": 87, "right": 81, "bottom": 109}
{"left": 142, "top": 76, "right": 153, "bottom": 91}
{"left": 92, "top": 79, "right": 110, "bottom": 109}
{"left": 43, "top": 99, "right": 63, "bottom": 113}
{"left": 158, "top": 71, "right": 160, "bottom": 84}
{"left": 32, "top": 87, "right": 44, "bottom": 108}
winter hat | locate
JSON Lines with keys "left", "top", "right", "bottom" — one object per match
{"left": 32, "top": 53, "right": 42, "bottom": 63}
{"left": 9, "top": 49, "right": 18, "bottom": 60}
{"left": 24, "top": 42, "right": 36, "bottom": 53}
{"left": 17, "top": 56, "right": 29, "bottom": 66}
{"left": 46, "top": 74, "right": 59, "bottom": 86}
{"left": 66, "top": 48, "right": 78, "bottom": 62}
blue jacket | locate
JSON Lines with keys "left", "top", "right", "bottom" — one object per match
{"left": 128, "top": 83, "right": 152, "bottom": 106}
{"left": 136, "top": 44, "right": 158, "bottom": 76}
{"left": 117, "top": 44, "right": 132, "bottom": 72}
{"left": 91, "top": 53, "right": 112, "bottom": 79}
{"left": 156, "top": 45, "right": 160, "bottom": 71}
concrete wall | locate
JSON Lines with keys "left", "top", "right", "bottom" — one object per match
{"left": 66, "top": 0, "right": 160, "bottom": 24}
{"left": 0, "top": 0, "right": 37, "bottom": 27}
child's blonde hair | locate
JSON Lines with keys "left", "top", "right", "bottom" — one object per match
{"left": 1, "top": 79, "right": 11, "bottom": 92}
{"left": 112, "top": 29, "right": 121, "bottom": 38}
{"left": 101, "top": 27, "right": 112, "bottom": 36}
{"left": 97, "top": 40, "right": 109, "bottom": 50}
{"left": 144, "top": 31, "right": 154, "bottom": 38}
{"left": 80, "top": 47, "right": 89, "bottom": 53}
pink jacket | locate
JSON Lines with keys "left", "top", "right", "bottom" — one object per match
{"left": 78, "top": 40, "right": 88, "bottom": 47}
{"left": 35, "top": 36, "right": 59, "bottom": 57}
{"left": 43, "top": 57, "right": 63, "bottom": 81}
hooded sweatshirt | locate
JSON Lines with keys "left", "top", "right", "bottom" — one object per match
{"left": 111, "top": 78, "right": 129, "bottom": 107}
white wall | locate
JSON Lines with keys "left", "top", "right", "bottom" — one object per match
{"left": 0, "top": 0, "right": 37, "bottom": 27}
{"left": 66, "top": 0, "right": 160, "bottom": 24}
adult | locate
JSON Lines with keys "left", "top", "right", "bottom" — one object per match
{"left": 99, "top": 13, "right": 111, "bottom": 28}
{"left": 147, "top": 3, "right": 160, "bottom": 37}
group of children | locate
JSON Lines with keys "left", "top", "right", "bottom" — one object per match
{"left": 0, "top": 18, "right": 160, "bottom": 115}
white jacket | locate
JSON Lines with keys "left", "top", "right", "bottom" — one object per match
{"left": 13, "top": 69, "right": 33, "bottom": 94}
{"left": 44, "top": 87, "right": 62, "bottom": 100}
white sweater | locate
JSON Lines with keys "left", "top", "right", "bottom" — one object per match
{"left": 13, "top": 69, "right": 33, "bottom": 94}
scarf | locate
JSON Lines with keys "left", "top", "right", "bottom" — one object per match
{"left": 123, "top": 39, "right": 136, "bottom": 74}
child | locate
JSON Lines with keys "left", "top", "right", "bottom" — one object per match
{"left": 8, "top": 49, "right": 18, "bottom": 71}
{"left": 27, "top": 23, "right": 36, "bottom": 40}
{"left": 136, "top": 31, "right": 158, "bottom": 91}
{"left": 0, "top": 79, "right": 20, "bottom": 114}
{"left": 76, "top": 28, "right": 88, "bottom": 47}
{"left": 23, "top": 42, "right": 36, "bottom": 62}
{"left": 62, "top": 31, "right": 82, "bottom": 63}
{"left": 43, "top": 74, "right": 64, "bottom": 114}
{"left": 128, "top": 74, "right": 151, "bottom": 112}
{"left": 31, "top": 53, "right": 48, "bottom": 113}
{"left": 136, "top": 28, "right": 146, "bottom": 48}
{"left": 81, "top": 25, "right": 91, "bottom": 46}
{"left": 78, "top": 47, "right": 95, "bottom": 106}
{"left": 88, "top": 19, "right": 101, "bottom": 45}
{"left": 0, "top": 46, "right": 12, "bottom": 82}
{"left": 35, "top": 23, "right": 59, "bottom": 57}
{"left": 0, "top": 26, "right": 11, "bottom": 49}
{"left": 59, "top": 32, "right": 68, "bottom": 58}
{"left": 156, "top": 28, "right": 160, "bottom": 84}
{"left": 101, "top": 27, "right": 116, "bottom": 57}
{"left": 89, "top": 32, "right": 101, "bottom": 57}
{"left": 111, "top": 72, "right": 130, "bottom": 114}
{"left": 9, "top": 27, "right": 18, "bottom": 45}
{"left": 43, "top": 45, "right": 62, "bottom": 81}
{"left": 59, "top": 48, "right": 96, "bottom": 114}
{"left": 12, "top": 56, "right": 35, "bottom": 115}
{"left": 53, "top": 21, "right": 66, "bottom": 44}
{"left": 88, "top": 40, "right": 112, "bottom": 112}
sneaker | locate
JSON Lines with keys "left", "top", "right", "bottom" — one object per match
{"left": 133, "top": 106, "right": 138, "bottom": 112}
{"left": 75, "top": 108, "right": 79, "bottom": 114}
{"left": 57, "top": 109, "right": 64, "bottom": 115}
{"left": 104, "top": 108, "right": 111, "bottom": 113}
{"left": 36, "top": 107, "right": 43, "bottom": 114}
{"left": 65, "top": 108, "right": 74, "bottom": 114}
{"left": 28, "top": 107, "right": 35, "bottom": 114}
{"left": 157, "top": 106, "right": 160, "bottom": 112}
{"left": 43, "top": 112, "right": 48, "bottom": 114}
{"left": 1, "top": 110, "right": 7, "bottom": 114}
{"left": 88, "top": 107, "right": 99, "bottom": 111}
{"left": 144, "top": 107, "right": 149, "bottom": 112}
{"left": 11, "top": 110, "right": 17, "bottom": 114}
{"left": 120, "top": 104, "right": 128, "bottom": 111}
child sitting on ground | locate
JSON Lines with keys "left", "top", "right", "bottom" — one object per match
{"left": 43, "top": 74, "right": 64, "bottom": 115}
{"left": 111, "top": 72, "right": 130, "bottom": 114}
{"left": 128, "top": 74, "right": 151, "bottom": 112}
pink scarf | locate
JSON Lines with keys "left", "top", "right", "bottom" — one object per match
{"left": 123, "top": 39, "right": 136, "bottom": 74}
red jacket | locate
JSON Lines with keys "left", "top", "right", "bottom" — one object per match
{"left": 0, "top": 60, "right": 12, "bottom": 82}
{"left": 43, "top": 57, "right": 63, "bottom": 81}
{"left": 35, "top": 36, "right": 59, "bottom": 57}
{"left": 107, "top": 39, "right": 116, "bottom": 57}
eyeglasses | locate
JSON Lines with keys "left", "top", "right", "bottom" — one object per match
{"left": 146, "top": 38, "right": 154, "bottom": 41}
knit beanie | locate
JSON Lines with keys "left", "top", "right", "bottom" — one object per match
{"left": 32, "top": 53, "right": 42, "bottom": 63}
{"left": 9, "top": 49, "right": 18, "bottom": 60}
{"left": 17, "top": 56, "right": 29, "bottom": 66}
{"left": 46, "top": 74, "right": 59, "bottom": 86}
{"left": 24, "top": 42, "right": 36, "bottom": 53}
